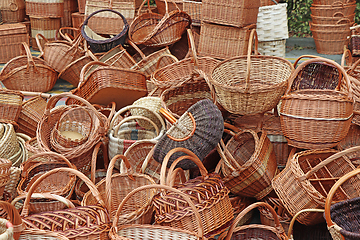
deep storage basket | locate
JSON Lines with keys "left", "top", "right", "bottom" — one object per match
{"left": 279, "top": 58, "right": 353, "bottom": 149}
{"left": 0, "top": 23, "right": 29, "bottom": 64}
{"left": 209, "top": 29, "right": 294, "bottom": 115}
{"left": 0, "top": 0, "right": 26, "bottom": 23}
{"left": 25, "top": 0, "right": 64, "bottom": 17}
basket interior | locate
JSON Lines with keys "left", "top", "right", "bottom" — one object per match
{"left": 291, "top": 62, "right": 340, "bottom": 91}
{"left": 298, "top": 152, "right": 360, "bottom": 201}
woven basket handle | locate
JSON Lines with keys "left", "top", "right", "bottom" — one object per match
{"left": 341, "top": 48, "right": 353, "bottom": 68}
{"left": 285, "top": 58, "right": 352, "bottom": 96}
{"left": 105, "top": 154, "right": 135, "bottom": 208}
{"left": 324, "top": 168, "right": 360, "bottom": 233}
{"left": 335, "top": 18, "right": 351, "bottom": 25}
{"left": 34, "top": 33, "right": 48, "bottom": 58}
{"left": 159, "top": 147, "right": 208, "bottom": 185}
{"left": 245, "top": 29, "right": 259, "bottom": 93}
{"left": 187, "top": 28, "right": 199, "bottom": 69}
{"left": 90, "top": 142, "right": 107, "bottom": 183}
{"left": 140, "top": 142, "right": 156, "bottom": 173}
{"left": 21, "top": 167, "right": 105, "bottom": 217}
{"left": 346, "top": 57, "right": 360, "bottom": 75}
{"left": 287, "top": 208, "right": 325, "bottom": 239}
{"left": 155, "top": 53, "right": 179, "bottom": 70}
{"left": 127, "top": 40, "right": 146, "bottom": 59}
{"left": 12, "top": 193, "right": 76, "bottom": 210}
{"left": 44, "top": 93, "right": 106, "bottom": 130}
{"left": 0, "top": 201, "right": 23, "bottom": 240}
{"left": 110, "top": 105, "right": 166, "bottom": 132}
{"left": 167, "top": 167, "right": 187, "bottom": 186}
{"left": 113, "top": 115, "right": 160, "bottom": 138}
{"left": 224, "top": 202, "right": 287, "bottom": 240}
{"left": 111, "top": 184, "right": 204, "bottom": 238}
{"left": 331, "top": 1, "right": 344, "bottom": 7}
{"left": 293, "top": 55, "right": 327, "bottom": 68}
{"left": 300, "top": 145, "right": 360, "bottom": 181}
{"left": 20, "top": 151, "right": 76, "bottom": 177}
{"left": 57, "top": 27, "right": 80, "bottom": 43}
{"left": 136, "top": 0, "right": 153, "bottom": 16}
{"left": 79, "top": 61, "right": 110, "bottom": 88}
{"left": 21, "top": 42, "right": 36, "bottom": 70}
{"left": 350, "top": 24, "right": 360, "bottom": 31}
{"left": 159, "top": 108, "right": 196, "bottom": 142}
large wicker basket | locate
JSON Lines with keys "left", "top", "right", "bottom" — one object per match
{"left": 272, "top": 147, "right": 360, "bottom": 226}
{"left": 280, "top": 57, "right": 353, "bottom": 149}
{"left": 209, "top": 29, "right": 294, "bottom": 115}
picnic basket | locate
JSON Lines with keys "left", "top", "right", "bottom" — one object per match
{"left": 0, "top": 42, "right": 57, "bottom": 92}
{"left": 280, "top": 57, "right": 353, "bottom": 149}
{"left": 109, "top": 184, "right": 205, "bottom": 240}
{"left": 35, "top": 33, "right": 85, "bottom": 73}
{"left": 129, "top": 0, "right": 191, "bottom": 47}
{"left": 272, "top": 147, "right": 360, "bottom": 226}
{"left": 0, "top": 23, "right": 29, "bottom": 64}
{"left": 324, "top": 165, "right": 360, "bottom": 240}
{"left": 0, "top": 89, "right": 23, "bottom": 127}
{"left": 67, "top": 61, "right": 148, "bottom": 111}
{"left": 209, "top": 29, "right": 294, "bottom": 115}
{"left": 201, "top": 0, "right": 260, "bottom": 28}
{"left": 220, "top": 202, "right": 288, "bottom": 240}
{"left": 108, "top": 104, "right": 166, "bottom": 160}
{"left": 20, "top": 167, "right": 111, "bottom": 240}
{"left": 81, "top": 9, "right": 129, "bottom": 53}
{"left": 217, "top": 123, "right": 278, "bottom": 199}
{"left": 0, "top": 0, "right": 26, "bottom": 23}
{"left": 153, "top": 147, "right": 233, "bottom": 238}
{"left": 82, "top": 154, "right": 157, "bottom": 226}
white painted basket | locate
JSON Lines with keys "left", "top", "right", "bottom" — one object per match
{"left": 258, "top": 39, "right": 286, "bottom": 58}
{"left": 256, "top": 3, "right": 288, "bottom": 41}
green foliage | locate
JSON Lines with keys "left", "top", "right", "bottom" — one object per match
{"left": 284, "top": 0, "right": 360, "bottom": 37}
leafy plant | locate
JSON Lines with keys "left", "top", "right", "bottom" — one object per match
{"left": 284, "top": 0, "right": 360, "bottom": 37}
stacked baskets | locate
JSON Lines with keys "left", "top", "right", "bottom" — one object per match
{"left": 198, "top": 0, "right": 259, "bottom": 60}
{"left": 256, "top": 0, "right": 289, "bottom": 58}
{"left": 310, "top": 0, "right": 355, "bottom": 54}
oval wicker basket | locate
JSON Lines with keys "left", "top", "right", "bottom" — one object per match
{"left": 209, "top": 29, "right": 294, "bottom": 115}
{"left": 279, "top": 57, "right": 353, "bottom": 149}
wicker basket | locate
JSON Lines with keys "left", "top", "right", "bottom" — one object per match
{"left": 0, "top": 23, "right": 29, "bottom": 64}
{"left": 129, "top": 0, "right": 191, "bottom": 47}
{"left": 0, "top": 42, "right": 58, "bottom": 93}
{"left": 82, "top": 154, "right": 156, "bottom": 226}
{"left": 71, "top": 12, "right": 85, "bottom": 33}
{"left": 209, "top": 29, "right": 294, "bottom": 115}
{"left": 0, "top": 89, "right": 23, "bottom": 127}
{"left": 217, "top": 123, "right": 278, "bottom": 200}
{"left": 280, "top": 58, "right": 353, "bottom": 149}
{"left": 66, "top": 61, "right": 148, "bottom": 111}
{"left": 221, "top": 202, "right": 288, "bottom": 240}
{"left": 30, "top": 16, "right": 61, "bottom": 51}
{"left": 0, "top": 0, "right": 26, "bottom": 23}
{"left": 109, "top": 184, "right": 205, "bottom": 240}
{"left": 310, "top": 2, "right": 356, "bottom": 17}
{"left": 154, "top": 0, "right": 183, "bottom": 14}
{"left": 108, "top": 104, "right": 166, "bottom": 160}
{"left": 25, "top": 0, "right": 64, "bottom": 17}
{"left": 0, "top": 159, "right": 11, "bottom": 198}
{"left": 337, "top": 124, "right": 360, "bottom": 167}
{"left": 82, "top": 9, "right": 129, "bottom": 53}
{"left": 16, "top": 152, "right": 77, "bottom": 213}
{"left": 202, "top": 0, "right": 260, "bottom": 27}
{"left": 130, "top": 96, "right": 163, "bottom": 130}
{"left": 98, "top": 44, "right": 136, "bottom": 70}
{"left": 153, "top": 147, "right": 233, "bottom": 238}
{"left": 258, "top": 39, "right": 286, "bottom": 58}
{"left": 256, "top": 3, "right": 288, "bottom": 41}
{"left": 183, "top": 0, "right": 201, "bottom": 26}
{"left": 153, "top": 99, "right": 224, "bottom": 170}
{"left": 311, "top": 13, "right": 355, "bottom": 25}
{"left": 313, "top": 0, "right": 355, "bottom": 5}
{"left": 350, "top": 25, "right": 360, "bottom": 56}
{"left": 20, "top": 167, "right": 111, "bottom": 240}
{"left": 198, "top": 22, "right": 255, "bottom": 60}
{"left": 84, "top": 0, "right": 135, "bottom": 35}
{"left": 324, "top": 166, "right": 360, "bottom": 240}
{"left": 272, "top": 147, "right": 360, "bottom": 226}
{"left": 35, "top": 33, "right": 85, "bottom": 73}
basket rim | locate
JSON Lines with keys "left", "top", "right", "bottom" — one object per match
{"left": 81, "top": 8, "right": 129, "bottom": 45}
